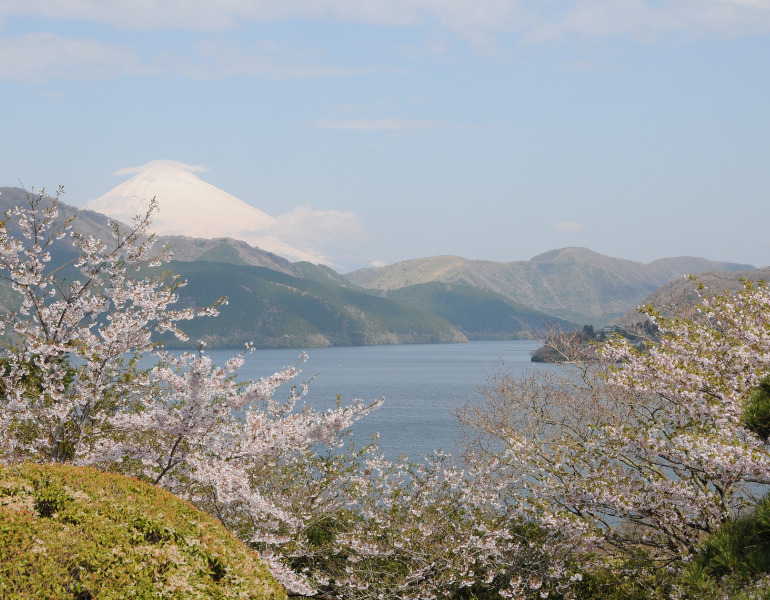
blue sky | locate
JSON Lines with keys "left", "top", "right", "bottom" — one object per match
{"left": 2, "top": 1, "right": 769, "bottom": 271}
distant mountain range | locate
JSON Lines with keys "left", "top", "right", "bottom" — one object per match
{"left": 345, "top": 249, "right": 755, "bottom": 326}
{"left": 0, "top": 186, "right": 347, "bottom": 283}
{"left": 0, "top": 186, "right": 761, "bottom": 348}
{"left": 0, "top": 187, "right": 559, "bottom": 347}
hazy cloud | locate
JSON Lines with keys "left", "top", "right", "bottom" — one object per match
{"left": 524, "top": 0, "right": 770, "bottom": 42}
{"left": 115, "top": 161, "right": 209, "bottom": 177}
{"left": 0, "top": 33, "right": 140, "bottom": 80}
{"left": 179, "top": 40, "right": 381, "bottom": 80}
{"left": 0, "top": 1, "right": 516, "bottom": 33}
{"left": 4, "top": 1, "right": 769, "bottom": 83}
{"left": 0, "top": 34, "right": 378, "bottom": 81}
{"left": 555, "top": 220, "right": 587, "bottom": 233}
{"left": 271, "top": 204, "right": 367, "bottom": 246}
{"left": 3, "top": 1, "right": 770, "bottom": 39}
{"left": 316, "top": 119, "right": 443, "bottom": 131}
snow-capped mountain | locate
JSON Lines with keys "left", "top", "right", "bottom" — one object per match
{"left": 87, "top": 160, "right": 334, "bottom": 264}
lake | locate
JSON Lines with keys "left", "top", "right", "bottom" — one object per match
{"left": 204, "top": 340, "right": 548, "bottom": 460}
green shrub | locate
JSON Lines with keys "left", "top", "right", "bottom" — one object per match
{"left": 573, "top": 552, "right": 675, "bottom": 600}
{"left": 743, "top": 376, "right": 770, "bottom": 442}
{"left": 0, "top": 462, "right": 286, "bottom": 599}
{"left": 678, "top": 494, "right": 770, "bottom": 599}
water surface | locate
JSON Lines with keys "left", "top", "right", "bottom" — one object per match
{"left": 206, "top": 340, "right": 545, "bottom": 460}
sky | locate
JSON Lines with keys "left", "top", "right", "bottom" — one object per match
{"left": 1, "top": 0, "right": 769, "bottom": 272}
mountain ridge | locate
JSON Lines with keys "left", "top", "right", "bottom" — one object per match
{"left": 1, "top": 186, "right": 758, "bottom": 341}
{"left": 345, "top": 248, "right": 755, "bottom": 326}
{"left": 0, "top": 187, "right": 341, "bottom": 282}
{"left": 156, "top": 261, "right": 469, "bottom": 348}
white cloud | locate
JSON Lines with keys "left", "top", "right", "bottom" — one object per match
{"left": 268, "top": 204, "right": 367, "bottom": 246}
{"left": 555, "top": 220, "right": 586, "bottom": 233}
{"left": 0, "top": 33, "right": 380, "bottom": 81}
{"left": 3, "top": 0, "right": 770, "bottom": 39}
{"left": 524, "top": 0, "right": 770, "bottom": 42}
{"left": 244, "top": 204, "right": 370, "bottom": 270}
{"left": 0, "top": 33, "right": 140, "bottom": 80}
{"left": 316, "top": 118, "right": 442, "bottom": 131}
{"left": 0, "top": 1, "right": 454, "bottom": 32}
{"left": 171, "top": 39, "right": 382, "bottom": 80}
{"left": 0, "top": 33, "right": 382, "bottom": 81}
{"left": 115, "top": 161, "right": 209, "bottom": 177}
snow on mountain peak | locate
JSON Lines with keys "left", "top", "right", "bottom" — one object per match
{"left": 86, "top": 160, "right": 328, "bottom": 264}
{"left": 89, "top": 159, "right": 277, "bottom": 236}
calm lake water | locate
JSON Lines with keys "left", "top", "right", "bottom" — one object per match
{"left": 204, "top": 340, "right": 547, "bottom": 460}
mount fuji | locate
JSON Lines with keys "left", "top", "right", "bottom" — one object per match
{"left": 87, "top": 160, "right": 362, "bottom": 267}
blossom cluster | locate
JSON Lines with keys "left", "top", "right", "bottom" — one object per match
{"left": 459, "top": 279, "right": 770, "bottom": 583}
{"left": 3, "top": 188, "right": 769, "bottom": 599}
{"left": 0, "top": 189, "right": 378, "bottom": 593}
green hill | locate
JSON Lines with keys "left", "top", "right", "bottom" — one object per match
{"left": 346, "top": 248, "right": 754, "bottom": 326}
{"left": 386, "top": 282, "right": 574, "bottom": 339}
{"left": 0, "top": 188, "right": 466, "bottom": 349}
{"left": 163, "top": 261, "right": 467, "bottom": 348}
{"left": 0, "top": 462, "right": 286, "bottom": 599}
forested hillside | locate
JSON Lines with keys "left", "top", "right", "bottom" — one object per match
{"left": 4, "top": 186, "right": 757, "bottom": 347}
{"left": 347, "top": 248, "right": 754, "bottom": 325}
{"left": 613, "top": 266, "right": 770, "bottom": 325}
{"left": 386, "top": 282, "right": 572, "bottom": 339}
{"left": 4, "top": 184, "right": 770, "bottom": 600}
{"left": 154, "top": 261, "right": 468, "bottom": 348}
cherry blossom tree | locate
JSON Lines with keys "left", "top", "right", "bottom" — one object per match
{"left": 459, "top": 279, "right": 770, "bottom": 590}
{"left": 7, "top": 187, "right": 768, "bottom": 598}
{"left": 2, "top": 188, "right": 557, "bottom": 599}
{"left": 239, "top": 443, "right": 584, "bottom": 600}
{"left": 0, "top": 188, "right": 379, "bottom": 594}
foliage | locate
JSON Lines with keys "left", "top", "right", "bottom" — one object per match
{"left": 676, "top": 492, "right": 770, "bottom": 599}
{"left": 157, "top": 260, "right": 466, "bottom": 348}
{"left": 528, "top": 323, "right": 597, "bottom": 362}
{"left": 572, "top": 553, "right": 675, "bottom": 600}
{"left": 243, "top": 446, "right": 581, "bottom": 600}
{"left": 4, "top": 187, "right": 770, "bottom": 599}
{"left": 743, "top": 376, "right": 770, "bottom": 443}
{"left": 0, "top": 188, "right": 378, "bottom": 594}
{"left": 459, "top": 278, "right": 770, "bottom": 593}
{"left": 0, "top": 462, "right": 286, "bottom": 599}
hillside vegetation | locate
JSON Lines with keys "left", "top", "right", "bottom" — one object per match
{"left": 2, "top": 186, "right": 755, "bottom": 347}
{"left": 346, "top": 248, "right": 754, "bottom": 325}
{"left": 0, "top": 463, "right": 285, "bottom": 599}
{"left": 161, "top": 261, "right": 467, "bottom": 348}
{"left": 386, "top": 282, "right": 572, "bottom": 339}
